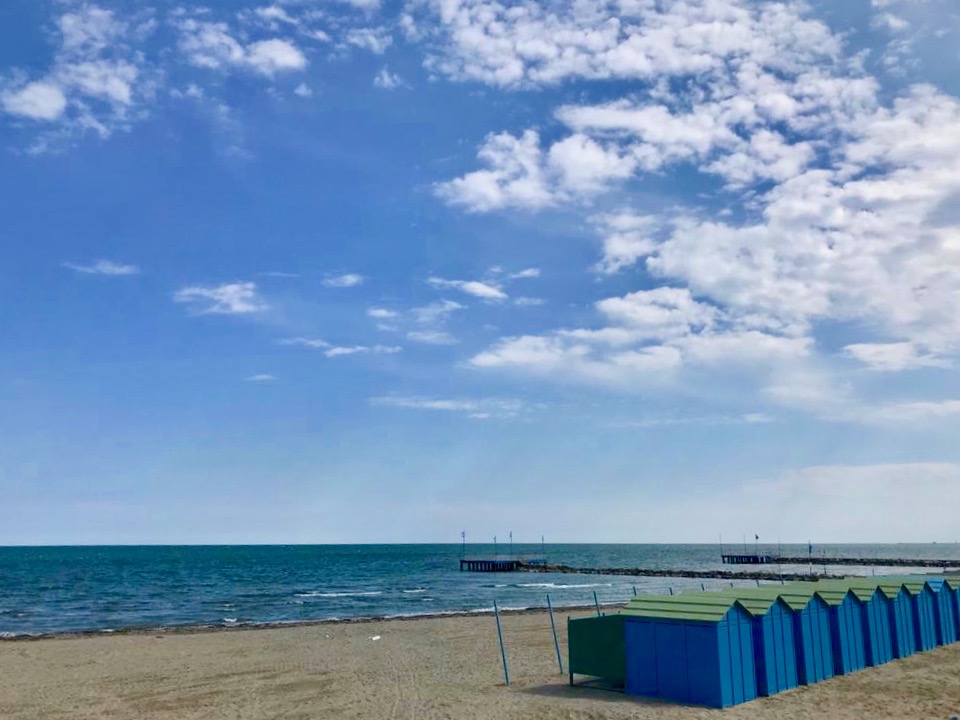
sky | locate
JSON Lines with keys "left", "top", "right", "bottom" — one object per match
{"left": 2, "top": 0, "right": 960, "bottom": 545}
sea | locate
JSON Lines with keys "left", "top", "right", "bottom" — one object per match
{"left": 2, "top": 543, "right": 959, "bottom": 638}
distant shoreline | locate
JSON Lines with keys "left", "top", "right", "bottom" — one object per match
{"left": 0, "top": 601, "right": 613, "bottom": 643}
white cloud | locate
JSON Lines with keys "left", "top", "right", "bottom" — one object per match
{"left": 843, "top": 342, "right": 947, "bottom": 372}
{"left": 2, "top": 82, "right": 68, "bottom": 121}
{"left": 370, "top": 395, "right": 527, "bottom": 419}
{"left": 373, "top": 67, "right": 403, "bottom": 89}
{"left": 591, "top": 212, "right": 660, "bottom": 275}
{"left": 246, "top": 373, "right": 277, "bottom": 382}
{"left": 367, "top": 307, "right": 398, "bottom": 319}
{"left": 435, "top": 130, "right": 552, "bottom": 211}
{"left": 427, "top": 276, "right": 507, "bottom": 300}
{"left": 178, "top": 20, "right": 307, "bottom": 76}
{"left": 279, "top": 337, "right": 330, "bottom": 349}
{"left": 509, "top": 268, "right": 539, "bottom": 279}
{"left": 545, "top": 133, "right": 636, "bottom": 193}
{"left": 346, "top": 28, "right": 393, "bottom": 54}
{"left": 62, "top": 259, "right": 139, "bottom": 276}
{"left": 410, "top": 299, "right": 464, "bottom": 325}
{"left": 2, "top": 5, "right": 154, "bottom": 148}
{"left": 513, "top": 297, "right": 543, "bottom": 306}
{"left": 595, "top": 288, "right": 717, "bottom": 341}
{"left": 431, "top": 0, "right": 960, "bottom": 428}
{"left": 322, "top": 273, "right": 364, "bottom": 288}
{"left": 279, "top": 337, "right": 400, "bottom": 357}
{"left": 470, "top": 334, "right": 683, "bottom": 385}
{"left": 294, "top": 83, "right": 313, "bottom": 97}
{"left": 173, "top": 282, "right": 266, "bottom": 315}
{"left": 406, "top": 329, "right": 458, "bottom": 345}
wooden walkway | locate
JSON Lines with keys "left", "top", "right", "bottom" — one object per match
{"left": 722, "top": 554, "right": 774, "bottom": 564}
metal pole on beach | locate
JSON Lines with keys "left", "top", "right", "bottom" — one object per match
{"left": 632, "top": 586, "right": 638, "bottom": 596}
{"left": 493, "top": 600, "right": 510, "bottom": 686}
{"left": 593, "top": 591, "right": 601, "bottom": 616}
{"left": 546, "top": 595, "right": 563, "bottom": 674}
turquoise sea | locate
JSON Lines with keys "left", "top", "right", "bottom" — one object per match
{"left": 2, "top": 544, "right": 958, "bottom": 637}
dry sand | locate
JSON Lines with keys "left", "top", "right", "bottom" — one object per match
{"left": 2, "top": 608, "right": 960, "bottom": 720}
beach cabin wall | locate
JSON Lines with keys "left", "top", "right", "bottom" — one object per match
{"left": 910, "top": 584, "right": 939, "bottom": 652}
{"left": 623, "top": 604, "right": 757, "bottom": 709}
{"left": 928, "top": 580, "right": 958, "bottom": 646}
{"left": 859, "top": 590, "right": 894, "bottom": 666}
{"left": 567, "top": 615, "right": 626, "bottom": 685}
{"left": 752, "top": 598, "right": 799, "bottom": 696}
{"left": 793, "top": 595, "right": 834, "bottom": 685}
{"left": 825, "top": 591, "right": 867, "bottom": 676}
{"left": 887, "top": 587, "right": 917, "bottom": 658}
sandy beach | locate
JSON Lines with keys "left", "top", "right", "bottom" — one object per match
{"left": 3, "top": 608, "right": 960, "bottom": 720}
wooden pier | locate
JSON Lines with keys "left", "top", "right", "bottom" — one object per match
{"left": 460, "top": 558, "right": 522, "bottom": 572}
{"left": 722, "top": 554, "right": 774, "bottom": 565}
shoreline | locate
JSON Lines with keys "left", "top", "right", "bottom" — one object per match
{"left": 0, "top": 600, "right": 614, "bottom": 642}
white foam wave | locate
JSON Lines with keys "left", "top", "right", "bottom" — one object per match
{"left": 295, "top": 591, "right": 383, "bottom": 599}
{"left": 402, "top": 588, "right": 428, "bottom": 594}
{"left": 516, "top": 582, "right": 613, "bottom": 589}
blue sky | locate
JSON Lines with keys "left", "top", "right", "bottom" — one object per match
{"left": 3, "top": 0, "right": 960, "bottom": 545}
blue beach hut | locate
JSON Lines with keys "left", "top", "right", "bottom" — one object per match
{"left": 901, "top": 580, "right": 939, "bottom": 652}
{"left": 927, "top": 578, "right": 958, "bottom": 646}
{"left": 876, "top": 582, "right": 917, "bottom": 658}
{"left": 729, "top": 594, "right": 799, "bottom": 696}
{"left": 816, "top": 588, "right": 867, "bottom": 675}
{"left": 852, "top": 586, "right": 895, "bottom": 666}
{"left": 775, "top": 589, "right": 834, "bottom": 686}
{"left": 622, "top": 596, "right": 758, "bottom": 708}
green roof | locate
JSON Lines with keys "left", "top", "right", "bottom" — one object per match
{"left": 622, "top": 595, "right": 749, "bottom": 623}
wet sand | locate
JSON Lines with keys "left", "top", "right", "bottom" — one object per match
{"left": 2, "top": 608, "right": 960, "bottom": 719}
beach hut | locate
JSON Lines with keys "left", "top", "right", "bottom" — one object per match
{"left": 567, "top": 614, "right": 626, "bottom": 686}
{"left": 816, "top": 588, "right": 867, "bottom": 675}
{"left": 900, "top": 580, "right": 939, "bottom": 652}
{"left": 876, "top": 582, "right": 917, "bottom": 658}
{"left": 732, "top": 594, "right": 799, "bottom": 696}
{"left": 775, "top": 588, "right": 834, "bottom": 686}
{"left": 621, "top": 596, "right": 757, "bottom": 708}
{"left": 852, "top": 586, "right": 895, "bottom": 666}
{"left": 926, "top": 578, "right": 958, "bottom": 646}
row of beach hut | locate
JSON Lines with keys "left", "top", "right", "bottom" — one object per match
{"left": 567, "top": 575, "right": 960, "bottom": 709}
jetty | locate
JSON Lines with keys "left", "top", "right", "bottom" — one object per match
{"left": 722, "top": 553, "right": 774, "bottom": 564}
{"left": 770, "top": 555, "right": 960, "bottom": 568}
{"left": 459, "top": 558, "right": 522, "bottom": 572}
{"left": 514, "top": 561, "right": 844, "bottom": 582}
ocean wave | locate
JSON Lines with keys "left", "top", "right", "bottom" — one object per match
{"left": 295, "top": 591, "right": 383, "bottom": 599}
{"left": 402, "top": 588, "right": 428, "bottom": 594}
{"left": 222, "top": 617, "right": 238, "bottom": 625}
{"left": 515, "top": 582, "right": 613, "bottom": 589}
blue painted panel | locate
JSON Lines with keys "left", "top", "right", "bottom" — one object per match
{"left": 830, "top": 595, "right": 867, "bottom": 675}
{"left": 889, "top": 591, "right": 916, "bottom": 658}
{"left": 795, "top": 597, "right": 834, "bottom": 685}
{"left": 735, "top": 607, "right": 758, "bottom": 705}
{"left": 753, "top": 602, "right": 797, "bottom": 697}
{"left": 861, "top": 594, "right": 893, "bottom": 666}
{"left": 624, "top": 619, "right": 658, "bottom": 696}
{"left": 655, "top": 623, "right": 689, "bottom": 702}
{"left": 685, "top": 623, "right": 722, "bottom": 708}
{"left": 933, "top": 585, "right": 958, "bottom": 645}
{"left": 913, "top": 588, "right": 938, "bottom": 651}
